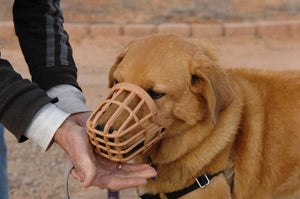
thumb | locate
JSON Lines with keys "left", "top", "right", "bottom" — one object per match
{"left": 81, "top": 159, "right": 97, "bottom": 188}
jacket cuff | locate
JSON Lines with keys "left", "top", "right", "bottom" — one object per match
{"left": 47, "top": 84, "right": 90, "bottom": 114}
{"left": 24, "top": 103, "right": 70, "bottom": 151}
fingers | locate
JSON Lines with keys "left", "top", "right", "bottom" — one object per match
{"left": 71, "top": 158, "right": 157, "bottom": 190}
{"left": 95, "top": 162, "right": 157, "bottom": 190}
{"left": 117, "top": 163, "right": 157, "bottom": 179}
{"left": 71, "top": 164, "right": 155, "bottom": 190}
{"left": 97, "top": 175, "right": 148, "bottom": 190}
{"left": 81, "top": 163, "right": 97, "bottom": 188}
{"left": 70, "top": 168, "right": 83, "bottom": 182}
{"left": 94, "top": 156, "right": 157, "bottom": 180}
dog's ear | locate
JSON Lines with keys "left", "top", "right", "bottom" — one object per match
{"left": 189, "top": 52, "right": 235, "bottom": 125}
{"left": 192, "top": 39, "right": 218, "bottom": 62}
{"left": 108, "top": 46, "right": 129, "bottom": 88}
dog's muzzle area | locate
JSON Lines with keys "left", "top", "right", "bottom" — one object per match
{"left": 86, "top": 82, "right": 166, "bottom": 162}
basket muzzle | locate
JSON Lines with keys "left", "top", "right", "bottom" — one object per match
{"left": 86, "top": 82, "right": 166, "bottom": 162}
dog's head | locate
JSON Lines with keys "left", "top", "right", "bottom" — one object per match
{"left": 87, "top": 34, "right": 235, "bottom": 162}
{"left": 109, "top": 34, "right": 235, "bottom": 137}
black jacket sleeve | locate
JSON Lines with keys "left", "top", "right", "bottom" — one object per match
{"left": 13, "top": 0, "right": 80, "bottom": 91}
{"left": 0, "top": 0, "right": 81, "bottom": 141}
{"left": 0, "top": 59, "right": 56, "bottom": 142}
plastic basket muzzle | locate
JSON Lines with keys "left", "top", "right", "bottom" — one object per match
{"left": 86, "top": 82, "right": 165, "bottom": 162}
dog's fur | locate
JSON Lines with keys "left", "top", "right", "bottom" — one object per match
{"left": 108, "top": 34, "right": 300, "bottom": 199}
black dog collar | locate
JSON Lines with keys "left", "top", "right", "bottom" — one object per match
{"left": 140, "top": 171, "right": 222, "bottom": 199}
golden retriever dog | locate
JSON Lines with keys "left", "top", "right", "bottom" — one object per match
{"left": 107, "top": 34, "right": 300, "bottom": 199}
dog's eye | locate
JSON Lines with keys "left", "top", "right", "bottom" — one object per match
{"left": 147, "top": 89, "right": 165, "bottom": 100}
{"left": 191, "top": 74, "right": 201, "bottom": 85}
{"left": 113, "top": 79, "right": 119, "bottom": 85}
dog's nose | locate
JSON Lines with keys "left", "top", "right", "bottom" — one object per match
{"left": 95, "top": 123, "right": 144, "bottom": 159}
{"left": 95, "top": 124, "right": 114, "bottom": 134}
{"left": 95, "top": 124, "right": 115, "bottom": 155}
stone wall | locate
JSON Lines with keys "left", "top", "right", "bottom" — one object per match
{"left": 59, "top": 0, "right": 232, "bottom": 24}
{"left": 1, "top": 0, "right": 300, "bottom": 23}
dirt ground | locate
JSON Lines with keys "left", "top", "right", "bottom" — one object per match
{"left": 1, "top": 33, "right": 300, "bottom": 199}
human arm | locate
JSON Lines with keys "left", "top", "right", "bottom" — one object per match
{"left": 0, "top": 59, "right": 156, "bottom": 189}
{"left": 0, "top": 58, "right": 55, "bottom": 142}
{"left": 2, "top": 0, "right": 157, "bottom": 190}
{"left": 0, "top": 0, "right": 157, "bottom": 191}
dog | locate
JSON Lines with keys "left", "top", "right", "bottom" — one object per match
{"left": 107, "top": 33, "right": 300, "bottom": 199}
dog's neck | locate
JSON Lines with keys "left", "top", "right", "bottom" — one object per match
{"left": 146, "top": 115, "right": 212, "bottom": 161}
{"left": 136, "top": 91, "right": 243, "bottom": 194}
{"left": 138, "top": 139, "right": 236, "bottom": 194}
{"left": 146, "top": 116, "right": 237, "bottom": 166}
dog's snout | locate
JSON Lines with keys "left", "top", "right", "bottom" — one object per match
{"left": 95, "top": 124, "right": 115, "bottom": 143}
{"left": 95, "top": 124, "right": 114, "bottom": 134}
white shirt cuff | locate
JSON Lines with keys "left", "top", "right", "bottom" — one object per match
{"left": 47, "top": 84, "right": 90, "bottom": 114}
{"left": 25, "top": 103, "right": 70, "bottom": 151}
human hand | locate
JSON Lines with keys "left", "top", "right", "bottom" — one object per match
{"left": 54, "top": 113, "right": 157, "bottom": 190}
{"left": 67, "top": 112, "right": 90, "bottom": 127}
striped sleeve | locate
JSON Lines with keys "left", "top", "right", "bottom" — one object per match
{"left": 13, "top": 0, "right": 80, "bottom": 91}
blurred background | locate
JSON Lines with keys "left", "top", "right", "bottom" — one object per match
{"left": 0, "top": 1, "right": 300, "bottom": 199}
{"left": 1, "top": 0, "right": 300, "bottom": 24}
